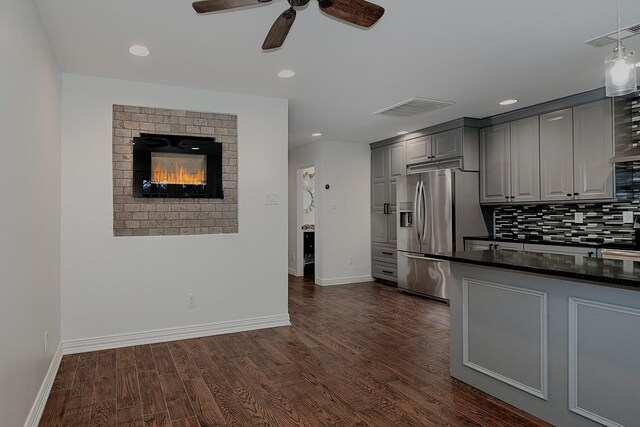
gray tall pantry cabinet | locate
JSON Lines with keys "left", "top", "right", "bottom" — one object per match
{"left": 371, "top": 141, "right": 405, "bottom": 282}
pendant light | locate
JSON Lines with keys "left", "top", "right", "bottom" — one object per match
{"left": 604, "top": 0, "right": 637, "bottom": 97}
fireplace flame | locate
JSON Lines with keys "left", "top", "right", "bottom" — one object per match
{"left": 151, "top": 161, "right": 206, "bottom": 185}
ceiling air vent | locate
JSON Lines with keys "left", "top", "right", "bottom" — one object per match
{"left": 374, "top": 98, "right": 455, "bottom": 118}
{"left": 586, "top": 23, "right": 640, "bottom": 47}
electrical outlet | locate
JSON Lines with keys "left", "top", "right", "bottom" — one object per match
{"left": 574, "top": 212, "right": 584, "bottom": 224}
{"left": 187, "top": 294, "right": 196, "bottom": 309}
{"left": 44, "top": 330, "right": 48, "bottom": 354}
{"left": 623, "top": 211, "right": 635, "bottom": 224}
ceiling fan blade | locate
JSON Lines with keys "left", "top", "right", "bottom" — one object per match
{"left": 318, "top": 0, "right": 384, "bottom": 28}
{"left": 192, "top": 0, "right": 271, "bottom": 14}
{"left": 262, "top": 8, "right": 296, "bottom": 50}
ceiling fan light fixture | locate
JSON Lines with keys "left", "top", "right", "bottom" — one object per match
{"left": 278, "top": 69, "right": 296, "bottom": 78}
{"left": 605, "top": 0, "right": 638, "bottom": 97}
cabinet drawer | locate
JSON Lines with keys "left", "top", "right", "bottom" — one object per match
{"left": 493, "top": 241, "right": 524, "bottom": 251}
{"left": 372, "top": 261, "right": 398, "bottom": 281}
{"left": 372, "top": 245, "right": 397, "bottom": 263}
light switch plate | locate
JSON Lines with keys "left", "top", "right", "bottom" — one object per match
{"left": 574, "top": 212, "right": 584, "bottom": 224}
{"left": 265, "top": 193, "right": 279, "bottom": 205}
{"left": 623, "top": 211, "right": 634, "bottom": 224}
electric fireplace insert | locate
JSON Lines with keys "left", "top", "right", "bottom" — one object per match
{"left": 132, "top": 133, "right": 223, "bottom": 199}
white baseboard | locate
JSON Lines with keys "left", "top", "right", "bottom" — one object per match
{"left": 62, "top": 314, "right": 291, "bottom": 354}
{"left": 316, "top": 275, "right": 374, "bottom": 286}
{"left": 24, "top": 343, "right": 63, "bottom": 427}
{"left": 288, "top": 268, "right": 297, "bottom": 276}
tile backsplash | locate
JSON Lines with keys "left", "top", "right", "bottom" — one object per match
{"left": 494, "top": 162, "right": 640, "bottom": 245}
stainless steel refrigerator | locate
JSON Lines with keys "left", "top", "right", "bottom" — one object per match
{"left": 396, "top": 169, "right": 486, "bottom": 301}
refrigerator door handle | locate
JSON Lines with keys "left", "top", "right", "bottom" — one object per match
{"left": 414, "top": 181, "right": 421, "bottom": 241}
{"left": 401, "top": 253, "right": 446, "bottom": 263}
{"left": 420, "top": 181, "right": 427, "bottom": 242}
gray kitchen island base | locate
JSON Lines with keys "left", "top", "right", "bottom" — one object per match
{"left": 449, "top": 263, "right": 640, "bottom": 427}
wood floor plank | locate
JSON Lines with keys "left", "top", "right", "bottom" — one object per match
{"left": 142, "top": 411, "right": 171, "bottom": 427}
{"left": 117, "top": 366, "right": 140, "bottom": 409}
{"left": 41, "top": 276, "right": 551, "bottom": 427}
{"left": 117, "top": 404, "right": 143, "bottom": 427}
{"left": 134, "top": 346, "right": 157, "bottom": 372}
{"left": 138, "top": 370, "right": 167, "bottom": 415}
{"left": 38, "top": 390, "right": 69, "bottom": 427}
{"left": 151, "top": 345, "right": 177, "bottom": 376}
{"left": 182, "top": 377, "right": 226, "bottom": 427}
{"left": 158, "top": 373, "right": 195, "bottom": 421}
{"left": 116, "top": 348, "right": 136, "bottom": 369}
{"left": 89, "top": 399, "right": 116, "bottom": 427}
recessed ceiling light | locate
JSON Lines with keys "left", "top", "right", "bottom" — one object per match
{"left": 191, "top": 147, "right": 200, "bottom": 150}
{"left": 397, "top": 131, "right": 409, "bottom": 135}
{"left": 499, "top": 99, "right": 518, "bottom": 106}
{"left": 312, "top": 133, "right": 322, "bottom": 137}
{"left": 278, "top": 69, "right": 295, "bottom": 78}
{"left": 129, "top": 45, "right": 150, "bottom": 57}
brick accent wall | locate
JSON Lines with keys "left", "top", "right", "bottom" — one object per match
{"left": 112, "top": 105, "right": 238, "bottom": 237}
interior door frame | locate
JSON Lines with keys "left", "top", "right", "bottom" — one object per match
{"left": 296, "top": 164, "right": 318, "bottom": 281}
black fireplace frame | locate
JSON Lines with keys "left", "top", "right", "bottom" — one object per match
{"left": 132, "top": 133, "right": 223, "bottom": 199}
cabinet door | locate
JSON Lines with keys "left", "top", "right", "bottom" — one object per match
{"left": 388, "top": 210, "right": 397, "bottom": 245}
{"left": 406, "top": 135, "right": 432, "bottom": 164}
{"left": 573, "top": 99, "right": 614, "bottom": 201}
{"left": 540, "top": 109, "right": 574, "bottom": 202}
{"left": 388, "top": 142, "right": 406, "bottom": 178}
{"left": 433, "top": 128, "right": 463, "bottom": 160}
{"left": 371, "top": 211, "right": 389, "bottom": 243}
{"left": 510, "top": 116, "right": 540, "bottom": 202}
{"left": 389, "top": 179, "right": 397, "bottom": 210}
{"left": 371, "top": 147, "right": 388, "bottom": 210}
{"left": 480, "top": 124, "right": 511, "bottom": 204}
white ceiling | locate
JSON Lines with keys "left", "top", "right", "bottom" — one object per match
{"left": 35, "top": 0, "right": 640, "bottom": 149}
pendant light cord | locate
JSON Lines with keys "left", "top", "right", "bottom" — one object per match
{"left": 617, "top": 0, "right": 622, "bottom": 49}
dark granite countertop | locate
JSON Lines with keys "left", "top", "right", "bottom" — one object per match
{"left": 463, "top": 236, "right": 639, "bottom": 250}
{"left": 424, "top": 250, "right": 640, "bottom": 291}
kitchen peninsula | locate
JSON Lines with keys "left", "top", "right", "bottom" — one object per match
{"left": 426, "top": 249, "right": 640, "bottom": 427}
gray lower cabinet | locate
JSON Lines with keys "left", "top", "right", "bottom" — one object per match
{"left": 465, "top": 240, "right": 524, "bottom": 251}
{"left": 372, "top": 243, "right": 398, "bottom": 281}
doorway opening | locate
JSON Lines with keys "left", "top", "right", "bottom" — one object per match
{"left": 300, "top": 166, "right": 316, "bottom": 279}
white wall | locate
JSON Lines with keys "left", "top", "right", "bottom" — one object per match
{"left": 0, "top": 1, "right": 61, "bottom": 426}
{"left": 61, "top": 74, "right": 289, "bottom": 342}
{"left": 288, "top": 141, "right": 371, "bottom": 284}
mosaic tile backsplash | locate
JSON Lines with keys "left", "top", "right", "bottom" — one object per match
{"left": 494, "top": 162, "right": 640, "bottom": 245}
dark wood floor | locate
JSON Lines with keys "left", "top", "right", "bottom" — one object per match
{"left": 40, "top": 276, "right": 550, "bottom": 426}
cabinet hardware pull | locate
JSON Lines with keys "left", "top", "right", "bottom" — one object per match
{"left": 382, "top": 251, "right": 394, "bottom": 255}
{"left": 510, "top": 196, "right": 515, "bottom": 199}
{"left": 567, "top": 193, "right": 572, "bottom": 197}
{"left": 588, "top": 252, "right": 594, "bottom": 257}
{"left": 574, "top": 193, "right": 579, "bottom": 196}
{"left": 489, "top": 244, "right": 494, "bottom": 249}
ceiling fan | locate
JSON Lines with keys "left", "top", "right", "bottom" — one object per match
{"left": 192, "top": 0, "right": 385, "bottom": 50}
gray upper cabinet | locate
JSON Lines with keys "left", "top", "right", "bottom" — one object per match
{"left": 573, "top": 99, "right": 614, "bottom": 201}
{"left": 540, "top": 108, "right": 574, "bottom": 202}
{"left": 510, "top": 116, "right": 540, "bottom": 202}
{"left": 371, "top": 147, "right": 388, "bottom": 210}
{"left": 389, "top": 142, "right": 406, "bottom": 178}
{"left": 480, "top": 124, "right": 511, "bottom": 204}
{"left": 406, "top": 135, "right": 432, "bottom": 164}
{"left": 433, "top": 128, "right": 463, "bottom": 160}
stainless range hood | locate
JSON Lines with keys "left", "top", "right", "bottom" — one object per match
{"left": 610, "top": 145, "right": 640, "bottom": 163}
